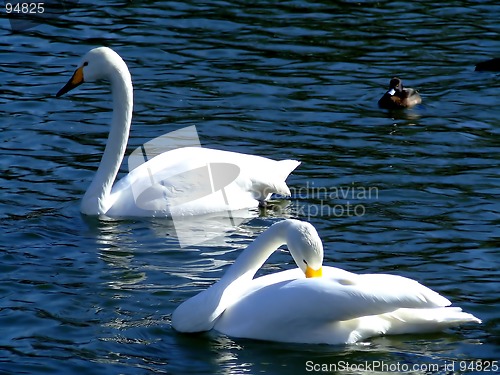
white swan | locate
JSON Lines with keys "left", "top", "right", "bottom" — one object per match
{"left": 56, "top": 47, "right": 300, "bottom": 217}
{"left": 172, "top": 219, "right": 481, "bottom": 345}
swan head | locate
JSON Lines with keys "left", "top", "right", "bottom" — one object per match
{"left": 56, "top": 47, "right": 128, "bottom": 97}
{"left": 285, "top": 220, "right": 323, "bottom": 278}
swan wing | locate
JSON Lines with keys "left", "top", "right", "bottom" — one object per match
{"left": 108, "top": 147, "right": 299, "bottom": 216}
{"left": 214, "top": 267, "right": 451, "bottom": 342}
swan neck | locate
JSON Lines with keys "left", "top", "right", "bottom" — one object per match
{"left": 222, "top": 221, "right": 289, "bottom": 282}
{"left": 82, "top": 66, "right": 133, "bottom": 215}
{"left": 171, "top": 220, "right": 290, "bottom": 332}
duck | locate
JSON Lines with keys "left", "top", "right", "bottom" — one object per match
{"left": 475, "top": 58, "right": 500, "bottom": 72}
{"left": 171, "top": 219, "right": 480, "bottom": 345}
{"left": 378, "top": 77, "right": 422, "bottom": 109}
{"left": 56, "top": 47, "right": 300, "bottom": 217}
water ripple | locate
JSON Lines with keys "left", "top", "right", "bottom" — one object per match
{"left": 0, "top": 0, "right": 498, "bottom": 373}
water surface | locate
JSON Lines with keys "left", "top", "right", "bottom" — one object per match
{"left": 0, "top": 1, "right": 498, "bottom": 374}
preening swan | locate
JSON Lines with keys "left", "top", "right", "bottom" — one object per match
{"left": 56, "top": 47, "right": 300, "bottom": 217}
{"left": 172, "top": 219, "right": 481, "bottom": 345}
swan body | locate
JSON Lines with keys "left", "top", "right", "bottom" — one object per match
{"left": 172, "top": 219, "right": 481, "bottom": 345}
{"left": 101, "top": 145, "right": 298, "bottom": 217}
{"left": 57, "top": 47, "right": 299, "bottom": 217}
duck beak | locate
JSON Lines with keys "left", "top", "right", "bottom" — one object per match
{"left": 305, "top": 266, "right": 322, "bottom": 278}
{"left": 56, "top": 66, "right": 84, "bottom": 97}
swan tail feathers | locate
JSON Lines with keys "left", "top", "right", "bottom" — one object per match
{"left": 278, "top": 159, "right": 300, "bottom": 176}
{"left": 249, "top": 159, "right": 300, "bottom": 200}
{"left": 276, "top": 159, "right": 300, "bottom": 197}
{"left": 386, "top": 307, "right": 482, "bottom": 327}
{"left": 271, "top": 159, "right": 301, "bottom": 197}
{"left": 277, "top": 159, "right": 301, "bottom": 179}
{"left": 344, "top": 307, "right": 481, "bottom": 343}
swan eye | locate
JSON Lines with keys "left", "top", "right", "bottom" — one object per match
{"left": 83, "top": 61, "right": 89, "bottom": 67}
{"left": 303, "top": 259, "right": 308, "bottom": 265}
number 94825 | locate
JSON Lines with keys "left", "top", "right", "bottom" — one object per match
{"left": 5, "top": 2, "right": 45, "bottom": 14}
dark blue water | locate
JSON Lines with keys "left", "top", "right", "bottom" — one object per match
{"left": 0, "top": 1, "right": 498, "bottom": 374}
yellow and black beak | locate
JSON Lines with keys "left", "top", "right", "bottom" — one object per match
{"left": 56, "top": 66, "right": 84, "bottom": 97}
{"left": 305, "top": 266, "right": 322, "bottom": 278}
